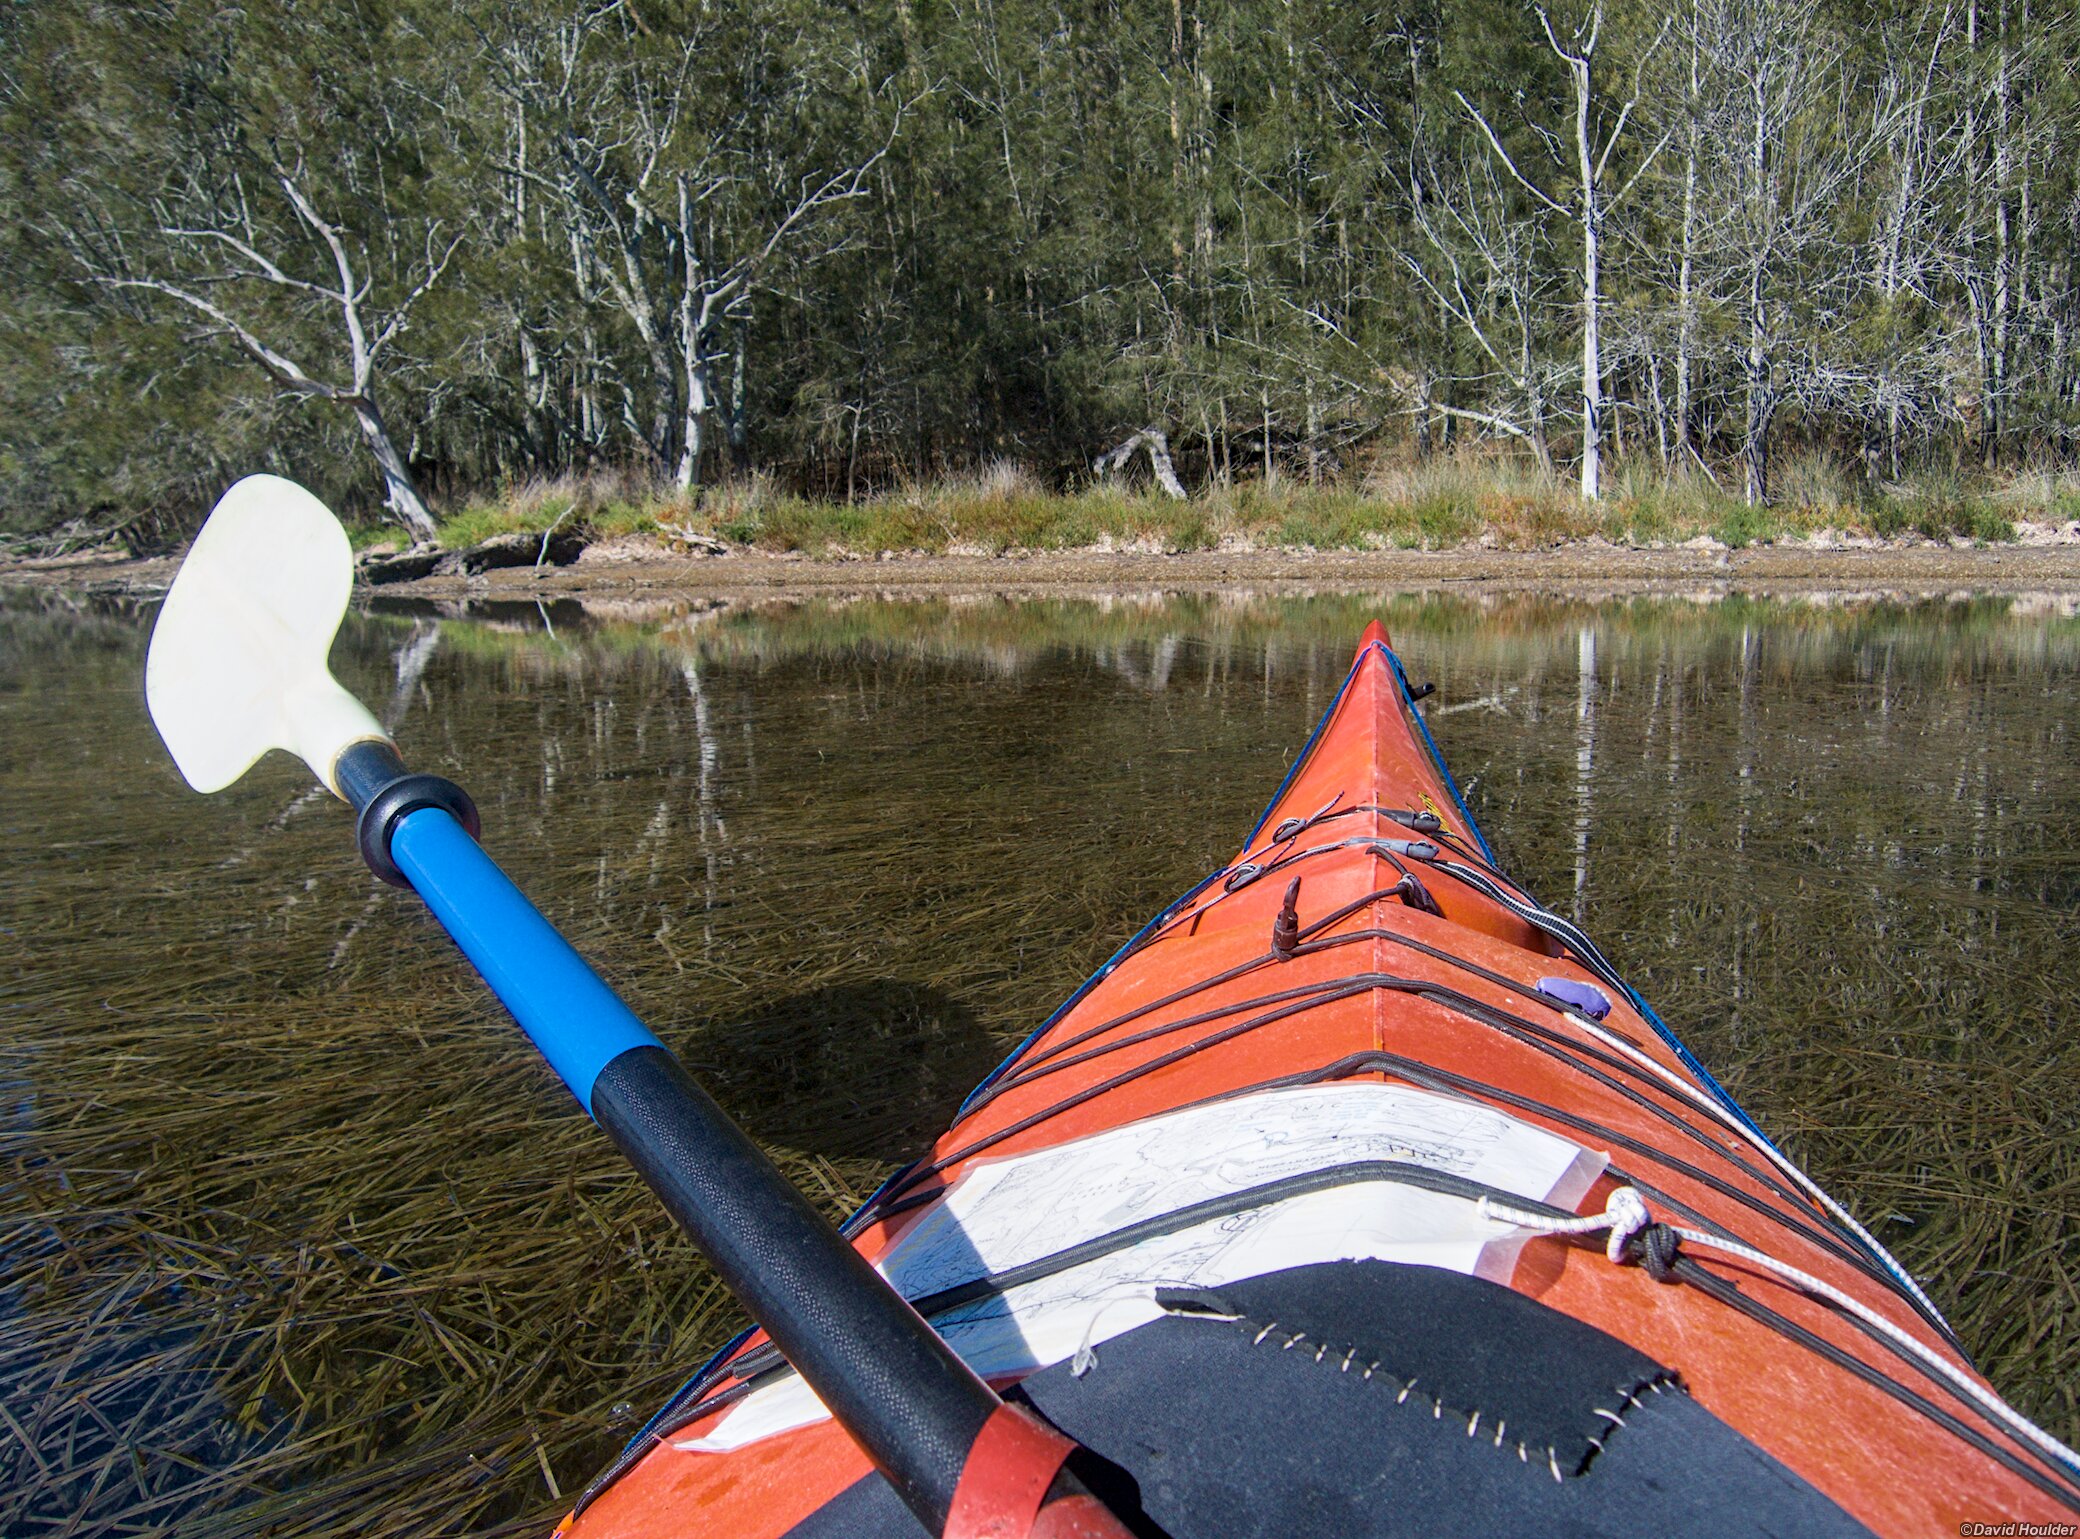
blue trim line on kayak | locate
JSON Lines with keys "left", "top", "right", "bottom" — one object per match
{"left": 1373, "top": 645, "right": 1768, "bottom": 1141}
{"left": 1240, "top": 643, "right": 1372, "bottom": 847}
{"left": 965, "top": 636, "right": 1421, "bottom": 1118}
{"left": 841, "top": 1160, "right": 920, "bottom": 1237}
{"left": 953, "top": 864, "right": 1226, "bottom": 1118}
{"left": 1379, "top": 643, "right": 1499, "bottom": 865}
{"left": 1374, "top": 643, "right": 1803, "bottom": 1171}
{"left": 1372, "top": 640, "right": 1945, "bottom": 1306}
{"left": 968, "top": 636, "right": 1467, "bottom": 1119}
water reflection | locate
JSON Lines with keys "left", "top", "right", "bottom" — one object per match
{"left": 1, "top": 586, "right": 2076, "bottom": 1536}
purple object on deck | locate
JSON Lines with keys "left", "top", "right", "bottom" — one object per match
{"left": 1538, "top": 977, "right": 1612, "bottom": 1020}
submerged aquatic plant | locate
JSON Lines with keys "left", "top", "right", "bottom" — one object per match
{"left": 2, "top": 587, "right": 2075, "bottom": 1534}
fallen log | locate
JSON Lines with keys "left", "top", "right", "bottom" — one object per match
{"left": 1094, "top": 428, "right": 1187, "bottom": 499}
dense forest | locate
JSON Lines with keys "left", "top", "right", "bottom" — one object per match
{"left": 3, "top": 0, "right": 2077, "bottom": 544}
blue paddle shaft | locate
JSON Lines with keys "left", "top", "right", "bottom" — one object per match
{"left": 373, "top": 796, "right": 1008, "bottom": 1530}
{"left": 388, "top": 806, "right": 663, "bottom": 1114}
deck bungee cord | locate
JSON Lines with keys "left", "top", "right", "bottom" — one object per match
{"left": 838, "top": 969, "right": 2064, "bottom": 1489}
{"left": 1479, "top": 1187, "right": 2080, "bottom": 1483}
{"left": 603, "top": 656, "right": 2079, "bottom": 1527}
{"left": 644, "top": 1089, "right": 2080, "bottom": 1514}
{"left": 1023, "top": 636, "right": 1949, "bottom": 1325}
{"left": 891, "top": 879, "right": 1953, "bottom": 1344}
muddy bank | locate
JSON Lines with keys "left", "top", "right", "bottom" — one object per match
{"left": 9, "top": 534, "right": 2080, "bottom": 602}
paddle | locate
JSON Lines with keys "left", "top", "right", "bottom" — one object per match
{"left": 144, "top": 476, "right": 1131, "bottom": 1539}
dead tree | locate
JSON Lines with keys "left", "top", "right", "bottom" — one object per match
{"left": 1689, "top": 0, "right": 1885, "bottom": 504}
{"left": 1394, "top": 145, "right": 1565, "bottom": 473}
{"left": 1865, "top": 2, "right": 1969, "bottom": 477}
{"left": 490, "top": 8, "right": 898, "bottom": 491}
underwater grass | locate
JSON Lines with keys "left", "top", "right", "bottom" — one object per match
{"left": 3, "top": 586, "right": 2077, "bottom": 1536}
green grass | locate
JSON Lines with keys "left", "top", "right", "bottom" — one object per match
{"left": 424, "top": 472, "right": 669, "bottom": 551}
{"left": 362, "top": 454, "right": 2059, "bottom": 559}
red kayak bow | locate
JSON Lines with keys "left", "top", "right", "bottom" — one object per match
{"left": 564, "top": 621, "right": 2079, "bottom": 1539}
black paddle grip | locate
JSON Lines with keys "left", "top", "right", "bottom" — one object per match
{"left": 591, "top": 1045, "right": 1001, "bottom": 1533}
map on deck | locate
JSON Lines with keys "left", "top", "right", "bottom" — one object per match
{"left": 678, "top": 1082, "right": 1603, "bottom": 1452}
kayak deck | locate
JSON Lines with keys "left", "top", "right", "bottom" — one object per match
{"left": 565, "top": 623, "right": 2079, "bottom": 1538}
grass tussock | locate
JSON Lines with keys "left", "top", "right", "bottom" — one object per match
{"left": 411, "top": 468, "right": 677, "bottom": 551}
{"left": 350, "top": 450, "right": 2078, "bottom": 557}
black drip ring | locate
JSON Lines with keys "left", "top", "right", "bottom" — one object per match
{"left": 355, "top": 774, "right": 482, "bottom": 888}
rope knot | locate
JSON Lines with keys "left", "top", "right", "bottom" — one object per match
{"left": 1599, "top": 1187, "right": 1679, "bottom": 1280}
{"left": 1600, "top": 1185, "right": 1652, "bottom": 1264}
{"left": 1626, "top": 1223, "right": 1683, "bottom": 1283}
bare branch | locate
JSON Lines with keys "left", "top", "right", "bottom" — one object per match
{"left": 1454, "top": 91, "right": 1570, "bottom": 217}
{"left": 98, "top": 276, "right": 341, "bottom": 399}
{"left": 370, "top": 225, "right": 465, "bottom": 358}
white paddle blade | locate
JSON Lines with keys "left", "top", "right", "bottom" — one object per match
{"left": 146, "top": 475, "right": 388, "bottom": 796}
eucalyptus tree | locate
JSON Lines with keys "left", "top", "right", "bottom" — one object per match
{"left": 1956, "top": 0, "right": 2020, "bottom": 466}
{"left": 1452, "top": 0, "right": 1668, "bottom": 499}
{"left": 1671, "top": 3, "right": 1707, "bottom": 466}
{"left": 24, "top": 0, "right": 478, "bottom": 540}
{"left": 2028, "top": 15, "right": 2080, "bottom": 446}
{"left": 1622, "top": 0, "right": 1728, "bottom": 472}
{"left": 480, "top": 0, "right": 899, "bottom": 491}
{"left": 1686, "top": 0, "right": 1875, "bottom": 504}
{"left": 1857, "top": 1, "right": 1970, "bottom": 478}
{"left": 1394, "top": 143, "right": 1566, "bottom": 471}
{"left": 1947, "top": 0, "right": 2080, "bottom": 466}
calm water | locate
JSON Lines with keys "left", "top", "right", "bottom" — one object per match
{"left": 3, "top": 586, "right": 2077, "bottom": 1536}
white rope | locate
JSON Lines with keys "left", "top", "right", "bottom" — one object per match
{"left": 1553, "top": 1003, "right": 1949, "bottom": 1328}
{"left": 1408, "top": 854, "right": 1941, "bottom": 1324}
{"left": 1478, "top": 1187, "right": 2080, "bottom": 1480}
{"left": 1426, "top": 848, "right": 1938, "bottom": 1325}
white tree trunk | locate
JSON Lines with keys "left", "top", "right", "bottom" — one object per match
{"left": 354, "top": 398, "right": 438, "bottom": 541}
{"left": 1986, "top": 0, "right": 2014, "bottom": 468}
{"left": 96, "top": 167, "right": 454, "bottom": 543}
{"left": 1675, "top": 17, "right": 1700, "bottom": 462}
{"left": 1458, "top": 2, "right": 1658, "bottom": 500}
{"left": 1742, "top": 66, "right": 1772, "bottom": 507}
{"left": 1572, "top": 44, "right": 1603, "bottom": 502}
{"left": 1744, "top": 258, "right": 1771, "bottom": 506}
{"left": 677, "top": 364, "right": 708, "bottom": 492}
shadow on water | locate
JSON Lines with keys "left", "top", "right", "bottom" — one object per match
{"left": 673, "top": 982, "right": 1004, "bottom": 1161}
{"left": 1, "top": 582, "right": 2076, "bottom": 1536}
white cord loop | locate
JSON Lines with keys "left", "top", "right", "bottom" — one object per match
{"left": 1478, "top": 1186, "right": 2080, "bottom": 1480}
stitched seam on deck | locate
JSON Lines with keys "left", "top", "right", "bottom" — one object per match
{"left": 1227, "top": 1314, "right": 1680, "bottom": 1483}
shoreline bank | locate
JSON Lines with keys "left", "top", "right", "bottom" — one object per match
{"left": 10, "top": 535, "right": 2080, "bottom": 604}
